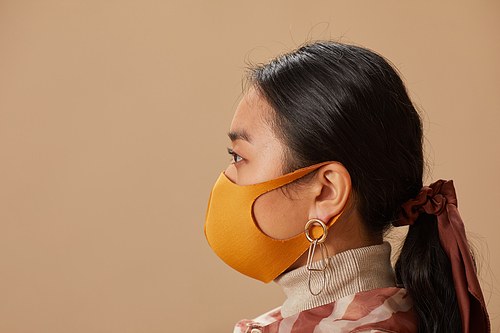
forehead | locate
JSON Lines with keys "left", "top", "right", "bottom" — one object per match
{"left": 229, "top": 89, "right": 275, "bottom": 141}
{"left": 228, "top": 88, "right": 287, "bottom": 181}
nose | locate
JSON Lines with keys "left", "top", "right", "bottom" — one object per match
{"left": 224, "top": 163, "right": 237, "bottom": 183}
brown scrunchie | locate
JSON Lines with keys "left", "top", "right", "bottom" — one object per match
{"left": 395, "top": 180, "right": 490, "bottom": 333}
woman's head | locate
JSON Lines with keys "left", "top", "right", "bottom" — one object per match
{"left": 244, "top": 42, "right": 425, "bottom": 237}
{"left": 224, "top": 41, "right": 424, "bottom": 266}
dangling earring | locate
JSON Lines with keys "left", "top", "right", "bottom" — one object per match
{"left": 304, "top": 219, "right": 330, "bottom": 296}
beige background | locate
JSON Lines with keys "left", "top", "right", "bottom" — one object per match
{"left": 1, "top": 1, "right": 499, "bottom": 332}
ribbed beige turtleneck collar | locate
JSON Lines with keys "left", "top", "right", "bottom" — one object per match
{"left": 274, "top": 242, "right": 396, "bottom": 318}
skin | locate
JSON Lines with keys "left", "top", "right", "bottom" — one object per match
{"left": 225, "top": 88, "right": 382, "bottom": 271}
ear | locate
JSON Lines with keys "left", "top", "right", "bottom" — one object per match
{"left": 308, "top": 162, "right": 351, "bottom": 225}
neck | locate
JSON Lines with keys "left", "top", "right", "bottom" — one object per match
{"left": 288, "top": 215, "right": 382, "bottom": 271}
{"left": 275, "top": 242, "right": 396, "bottom": 317}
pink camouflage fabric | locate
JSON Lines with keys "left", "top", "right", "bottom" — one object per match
{"left": 234, "top": 287, "right": 416, "bottom": 333}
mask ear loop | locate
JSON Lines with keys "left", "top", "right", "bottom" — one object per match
{"left": 305, "top": 219, "right": 329, "bottom": 296}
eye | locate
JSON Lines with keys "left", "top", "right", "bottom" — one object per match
{"left": 227, "top": 148, "right": 243, "bottom": 164}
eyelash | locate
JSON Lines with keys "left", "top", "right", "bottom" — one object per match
{"left": 227, "top": 148, "right": 243, "bottom": 164}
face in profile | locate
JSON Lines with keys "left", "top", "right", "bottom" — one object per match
{"left": 225, "top": 88, "right": 312, "bottom": 241}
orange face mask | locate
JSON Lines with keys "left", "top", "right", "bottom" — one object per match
{"left": 204, "top": 162, "right": 343, "bottom": 283}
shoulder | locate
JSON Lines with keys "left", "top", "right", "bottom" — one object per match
{"left": 234, "top": 287, "right": 416, "bottom": 333}
{"left": 286, "top": 287, "right": 416, "bottom": 333}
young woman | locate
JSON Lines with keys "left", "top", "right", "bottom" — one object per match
{"left": 205, "top": 42, "right": 490, "bottom": 333}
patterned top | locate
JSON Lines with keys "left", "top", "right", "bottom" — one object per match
{"left": 233, "top": 243, "right": 417, "bottom": 333}
{"left": 234, "top": 287, "right": 416, "bottom": 333}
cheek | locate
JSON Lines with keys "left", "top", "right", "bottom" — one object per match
{"left": 252, "top": 188, "right": 309, "bottom": 240}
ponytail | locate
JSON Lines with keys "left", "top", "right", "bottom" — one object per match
{"left": 394, "top": 180, "right": 490, "bottom": 333}
{"left": 395, "top": 213, "right": 462, "bottom": 333}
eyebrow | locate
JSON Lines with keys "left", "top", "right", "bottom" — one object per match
{"left": 228, "top": 130, "right": 251, "bottom": 143}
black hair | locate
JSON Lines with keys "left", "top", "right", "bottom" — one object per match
{"left": 247, "top": 42, "right": 462, "bottom": 333}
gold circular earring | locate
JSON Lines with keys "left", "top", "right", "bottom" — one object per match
{"left": 304, "top": 219, "right": 330, "bottom": 296}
